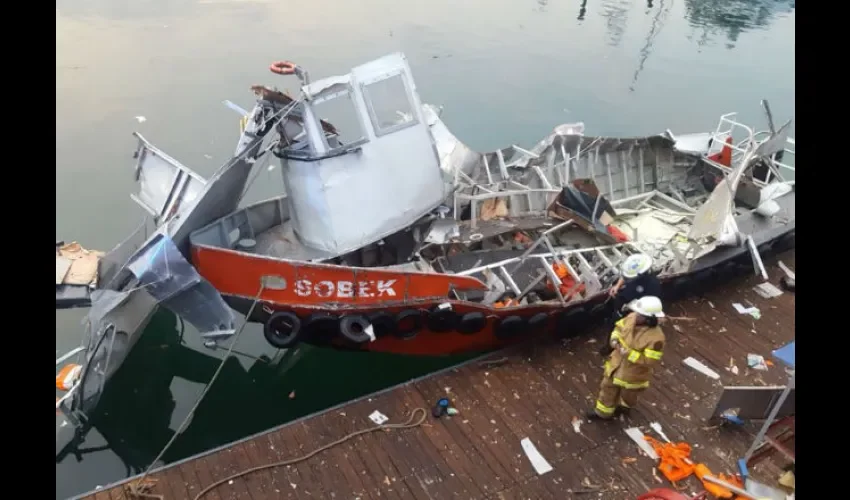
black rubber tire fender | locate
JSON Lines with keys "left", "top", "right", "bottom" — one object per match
{"left": 394, "top": 310, "right": 423, "bottom": 339}
{"left": 302, "top": 312, "right": 339, "bottom": 342}
{"left": 339, "top": 314, "right": 373, "bottom": 344}
{"left": 367, "top": 312, "right": 396, "bottom": 339}
{"left": 427, "top": 305, "right": 459, "bottom": 333}
{"left": 457, "top": 312, "right": 487, "bottom": 335}
{"left": 554, "top": 306, "right": 588, "bottom": 338}
{"left": 774, "top": 231, "right": 795, "bottom": 253}
{"left": 263, "top": 311, "right": 302, "bottom": 349}
{"left": 494, "top": 315, "right": 525, "bottom": 340}
{"left": 526, "top": 312, "right": 550, "bottom": 333}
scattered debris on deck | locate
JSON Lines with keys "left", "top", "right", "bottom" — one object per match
{"left": 81, "top": 252, "right": 795, "bottom": 500}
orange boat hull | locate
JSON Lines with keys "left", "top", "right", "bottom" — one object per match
{"left": 191, "top": 245, "right": 607, "bottom": 356}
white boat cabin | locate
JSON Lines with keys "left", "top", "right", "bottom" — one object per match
{"left": 277, "top": 53, "right": 450, "bottom": 256}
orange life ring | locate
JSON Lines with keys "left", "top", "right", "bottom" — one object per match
{"left": 269, "top": 60, "right": 297, "bottom": 75}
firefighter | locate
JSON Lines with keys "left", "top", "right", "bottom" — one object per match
{"left": 587, "top": 295, "right": 666, "bottom": 421}
{"left": 599, "top": 253, "right": 662, "bottom": 354}
{"left": 609, "top": 253, "right": 662, "bottom": 311}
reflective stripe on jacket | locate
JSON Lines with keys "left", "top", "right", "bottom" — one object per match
{"left": 604, "top": 312, "right": 666, "bottom": 388}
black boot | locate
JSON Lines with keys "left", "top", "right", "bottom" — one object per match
{"left": 614, "top": 407, "right": 631, "bottom": 418}
{"left": 585, "top": 410, "right": 603, "bottom": 420}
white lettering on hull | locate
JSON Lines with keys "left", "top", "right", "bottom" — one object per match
{"left": 293, "top": 279, "right": 398, "bottom": 299}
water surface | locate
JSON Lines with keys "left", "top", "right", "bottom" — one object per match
{"left": 56, "top": 0, "right": 794, "bottom": 497}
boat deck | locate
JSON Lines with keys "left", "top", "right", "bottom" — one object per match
{"left": 78, "top": 250, "right": 795, "bottom": 500}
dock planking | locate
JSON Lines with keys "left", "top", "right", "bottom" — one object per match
{"left": 79, "top": 250, "right": 795, "bottom": 500}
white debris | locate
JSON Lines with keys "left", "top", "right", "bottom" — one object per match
{"left": 683, "top": 356, "right": 720, "bottom": 380}
{"left": 135, "top": 116, "right": 147, "bottom": 123}
{"left": 520, "top": 438, "right": 553, "bottom": 475}
{"left": 732, "top": 302, "right": 761, "bottom": 319}
{"left": 571, "top": 415, "right": 582, "bottom": 433}
{"left": 369, "top": 410, "right": 388, "bottom": 425}
{"left": 778, "top": 261, "right": 795, "bottom": 281}
{"left": 624, "top": 427, "right": 658, "bottom": 460}
{"left": 753, "top": 282, "right": 783, "bottom": 299}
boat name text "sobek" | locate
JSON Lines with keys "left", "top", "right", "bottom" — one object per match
{"left": 293, "top": 279, "right": 398, "bottom": 298}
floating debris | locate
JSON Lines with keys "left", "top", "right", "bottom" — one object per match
{"left": 134, "top": 116, "right": 147, "bottom": 123}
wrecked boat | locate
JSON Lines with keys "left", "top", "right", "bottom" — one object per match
{"left": 56, "top": 52, "right": 794, "bottom": 430}
{"left": 188, "top": 54, "right": 795, "bottom": 356}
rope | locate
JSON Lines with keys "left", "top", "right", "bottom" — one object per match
{"left": 127, "top": 284, "right": 267, "bottom": 498}
{"left": 192, "top": 407, "right": 428, "bottom": 500}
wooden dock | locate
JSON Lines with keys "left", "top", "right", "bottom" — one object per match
{"left": 78, "top": 250, "right": 795, "bottom": 500}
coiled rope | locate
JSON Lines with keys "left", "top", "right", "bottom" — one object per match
{"left": 193, "top": 407, "right": 428, "bottom": 500}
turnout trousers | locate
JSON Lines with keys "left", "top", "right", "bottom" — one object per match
{"left": 594, "top": 374, "right": 646, "bottom": 418}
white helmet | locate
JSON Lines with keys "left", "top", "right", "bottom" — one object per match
{"left": 628, "top": 296, "right": 665, "bottom": 318}
{"left": 621, "top": 253, "right": 653, "bottom": 279}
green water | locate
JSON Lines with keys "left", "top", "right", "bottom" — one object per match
{"left": 56, "top": 0, "right": 794, "bottom": 497}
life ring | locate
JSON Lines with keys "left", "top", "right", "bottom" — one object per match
{"left": 427, "top": 305, "right": 458, "bottom": 333}
{"left": 269, "top": 60, "right": 297, "bottom": 75}
{"left": 302, "top": 313, "right": 339, "bottom": 342}
{"left": 457, "top": 312, "right": 487, "bottom": 335}
{"left": 394, "top": 310, "right": 423, "bottom": 339}
{"left": 494, "top": 315, "right": 525, "bottom": 340}
{"left": 526, "top": 312, "right": 550, "bottom": 333}
{"left": 263, "top": 311, "right": 302, "bottom": 349}
{"left": 368, "top": 312, "right": 396, "bottom": 338}
{"left": 339, "top": 315, "right": 373, "bottom": 344}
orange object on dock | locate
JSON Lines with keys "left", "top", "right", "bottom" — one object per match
{"left": 644, "top": 436, "right": 695, "bottom": 483}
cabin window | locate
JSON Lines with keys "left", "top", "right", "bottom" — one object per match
{"left": 311, "top": 90, "right": 367, "bottom": 150}
{"left": 362, "top": 73, "right": 416, "bottom": 137}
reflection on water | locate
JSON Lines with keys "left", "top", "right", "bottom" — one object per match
{"left": 56, "top": 0, "right": 794, "bottom": 497}
{"left": 629, "top": 0, "right": 674, "bottom": 91}
{"left": 57, "top": 310, "right": 475, "bottom": 495}
{"left": 685, "top": 0, "right": 796, "bottom": 48}
{"left": 601, "top": 0, "right": 632, "bottom": 46}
